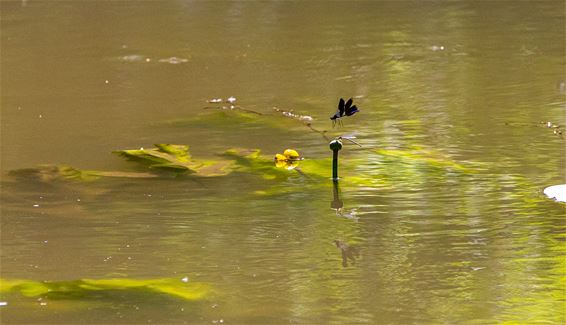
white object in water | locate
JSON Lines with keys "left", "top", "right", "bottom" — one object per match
{"left": 543, "top": 184, "right": 566, "bottom": 202}
{"left": 158, "top": 57, "right": 188, "bottom": 64}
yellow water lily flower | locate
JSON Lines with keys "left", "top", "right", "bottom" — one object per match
{"left": 274, "top": 149, "right": 301, "bottom": 169}
{"left": 275, "top": 160, "right": 299, "bottom": 170}
{"left": 283, "top": 149, "right": 300, "bottom": 160}
{"left": 275, "top": 160, "right": 288, "bottom": 168}
{"left": 274, "top": 153, "right": 288, "bottom": 161}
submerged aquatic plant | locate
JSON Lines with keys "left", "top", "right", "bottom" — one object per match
{"left": 374, "top": 146, "right": 480, "bottom": 173}
{"left": 8, "top": 142, "right": 481, "bottom": 194}
{"left": 8, "top": 146, "right": 327, "bottom": 185}
{"left": 113, "top": 144, "right": 235, "bottom": 177}
{"left": 8, "top": 165, "right": 158, "bottom": 182}
{"left": 223, "top": 148, "right": 293, "bottom": 180}
{"left": 167, "top": 110, "right": 282, "bottom": 130}
{"left": 0, "top": 278, "right": 212, "bottom": 301}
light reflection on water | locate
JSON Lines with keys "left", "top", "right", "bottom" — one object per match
{"left": 1, "top": 1, "right": 565, "bottom": 324}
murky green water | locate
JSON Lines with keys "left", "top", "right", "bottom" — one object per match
{"left": 1, "top": 1, "right": 565, "bottom": 324}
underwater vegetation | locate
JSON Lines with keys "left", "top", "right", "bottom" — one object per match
{"left": 0, "top": 278, "right": 212, "bottom": 301}
{"left": 7, "top": 103, "right": 552, "bottom": 206}
{"left": 114, "top": 144, "right": 236, "bottom": 177}
{"left": 8, "top": 164, "right": 159, "bottom": 182}
{"left": 374, "top": 146, "right": 482, "bottom": 173}
{"left": 5, "top": 101, "right": 491, "bottom": 190}
{"left": 7, "top": 141, "right": 485, "bottom": 197}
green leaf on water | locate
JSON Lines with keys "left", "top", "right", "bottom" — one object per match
{"left": 296, "top": 158, "right": 332, "bottom": 178}
{"left": 223, "top": 148, "right": 263, "bottom": 161}
{"left": 222, "top": 148, "right": 334, "bottom": 181}
{"left": 9, "top": 144, "right": 359, "bottom": 185}
{"left": 114, "top": 144, "right": 236, "bottom": 177}
{"left": 114, "top": 144, "right": 198, "bottom": 171}
{"left": 0, "top": 278, "right": 212, "bottom": 301}
{"left": 153, "top": 143, "right": 192, "bottom": 159}
{"left": 222, "top": 148, "right": 291, "bottom": 179}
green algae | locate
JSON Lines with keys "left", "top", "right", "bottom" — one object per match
{"left": 7, "top": 142, "right": 484, "bottom": 198}
{"left": 0, "top": 278, "right": 212, "bottom": 301}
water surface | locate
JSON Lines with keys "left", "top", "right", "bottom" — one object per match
{"left": 1, "top": 1, "right": 565, "bottom": 324}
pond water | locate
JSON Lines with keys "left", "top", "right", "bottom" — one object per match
{"left": 1, "top": 1, "right": 565, "bottom": 324}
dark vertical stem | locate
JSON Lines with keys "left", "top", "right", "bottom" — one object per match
{"left": 332, "top": 149, "right": 339, "bottom": 180}
{"left": 329, "top": 138, "right": 342, "bottom": 180}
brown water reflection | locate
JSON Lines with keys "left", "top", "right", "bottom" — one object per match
{"left": 1, "top": 1, "right": 565, "bottom": 324}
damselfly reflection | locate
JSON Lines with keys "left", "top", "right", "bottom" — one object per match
{"left": 330, "top": 98, "right": 360, "bottom": 127}
{"left": 334, "top": 240, "right": 360, "bottom": 267}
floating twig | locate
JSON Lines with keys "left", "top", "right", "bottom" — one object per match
{"left": 305, "top": 123, "right": 330, "bottom": 141}
{"left": 203, "top": 105, "right": 263, "bottom": 115}
{"left": 272, "top": 107, "right": 313, "bottom": 122}
{"left": 273, "top": 106, "right": 331, "bottom": 141}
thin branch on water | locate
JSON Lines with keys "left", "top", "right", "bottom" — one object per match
{"left": 305, "top": 123, "right": 330, "bottom": 141}
{"left": 272, "top": 106, "right": 331, "bottom": 141}
{"left": 203, "top": 105, "right": 264, "bottom": 115}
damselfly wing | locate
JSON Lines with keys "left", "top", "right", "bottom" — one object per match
{"left": 330, "top": 98, "right": 360, "bottom": 127}
{"left": 330, "top": 98, "right": 346, "bottom": 119}
{"left": 336, "top": 134, "right": 362, "bottom": 147}
{"left": 345, "top": 105, "right": 359, "bottom": 116}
